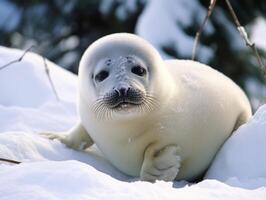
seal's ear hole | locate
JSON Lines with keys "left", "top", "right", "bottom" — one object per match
{"left": 95, "top": 70, "right": 109, "bottom": 82}
{"left": 131, "top": 65, "right": 147, "bottom": 77}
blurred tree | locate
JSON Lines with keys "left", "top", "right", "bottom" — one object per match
{"left": 200, "top": 0, "right": 266, "bottom": 93}
{"left": 0, "top": 0, "right": 265, "bottom": 103}
{"left": 0, "top": 0, "right": 145, "bottom": 72}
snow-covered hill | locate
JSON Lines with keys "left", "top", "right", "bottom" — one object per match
{"left": 0, "top": 46, "right": 265, "bottom": 199}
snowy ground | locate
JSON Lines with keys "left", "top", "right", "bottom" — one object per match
{"left": 0, "top": 46, "right": 266, "bottom": 199}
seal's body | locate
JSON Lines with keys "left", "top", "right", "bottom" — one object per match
{"left": 46, "top": 33, "right": 251, "bottom": 182}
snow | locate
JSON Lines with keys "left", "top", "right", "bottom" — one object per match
{"left": 245, "top": 78, "right": 266, "bottom": 111}
{"left": 1, "top": 161, "right": 266, "bottom": 200}
{"left": 0, "top": 46, "right": 266, "bottom": 199}
{"left": 251, "top": 17, "right": 266, "bottom": 51}
{"left": 244, "top": 17, "right": 266, "bottom": 110}
{"left": 136, "top": 0, "right": 214, "bottom": 62}
{"left": 0, "top": 46, "right": 77, "bottom": 108}
{"left": 205, "top": 104, "right": 266, "bottom": 182}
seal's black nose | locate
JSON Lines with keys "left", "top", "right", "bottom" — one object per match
{"left": 118, "top": 87, "right": 129, "bottom": 97}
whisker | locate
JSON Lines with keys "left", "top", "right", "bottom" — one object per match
{"left": 90, "top": 92, "right": 160, "bottom": 120}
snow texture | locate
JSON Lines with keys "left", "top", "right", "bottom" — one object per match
{"left": 206, "top": 104, "right": 266, "bottom": 182}
{"left": 0, "top": 46, "right": 266, "bottom": 199}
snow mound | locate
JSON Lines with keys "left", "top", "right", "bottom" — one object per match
{"left": 205, "top": 104, "right": 266, "bottom": 182}
{"left": 0, "top": 46, "right": 77, "bottom": 108}
{"left": 0, "top": 46, "right": 266, "bottom": 199}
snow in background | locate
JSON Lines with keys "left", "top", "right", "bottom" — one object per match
{"left": 0, "top": 47, "right": 266, "bottom": 199}
{"left": 251, "top": 17, "right": 266, "bottom": 51}
{"left": 136, "top": 0, "right": 263, "bottom": 63}
{"left": 247, "top": 17, "right": 266, "bottom": 109}
{"left": 245, "top": 78, "right": 266, "bottom": 111}
{"left": 136, "top": 0, "right": 214, "bottom": 62}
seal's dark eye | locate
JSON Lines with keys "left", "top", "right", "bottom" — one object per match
{"left": 95, "top": 70, "right": 109, "bottom": 82}
{"left": 131, "top": 65, "right": 147, "bottom": 77}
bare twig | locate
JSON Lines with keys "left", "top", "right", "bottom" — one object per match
{"left": 225, "top": 0, "right": 266, "bottom": 79}
{"left": 0, "top": 45, "right": 60, "bottom": 101}
{"left": 224, "top": 0, "right": 241, "bottom": 27}
{"left": 0, "top": 45, "right": 35, "bottom": 71}
{"left": 42, "top": 56, "right": 60, "bottom": 101}
{"left": 192, "top": 0, "right": 217, "bottom": 60}
{"left": 0, "top": 158, "right": 21, "bottom": 164}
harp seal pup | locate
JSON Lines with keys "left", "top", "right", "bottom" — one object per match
{"left": 45, "top": 33, "right": 252, "bottom": 182}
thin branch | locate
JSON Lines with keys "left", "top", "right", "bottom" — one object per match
{"left": 42, "top": 56, "right": 60, "bottom": 101}
{"left": 192, "top": 0, "right": 217, "bottom": 60}
{"left": 0, "top": 45, "right": 35, "bottom": 71}
{"left": 0, "top": 45, "right": 60, "bottom": 101}
{"left": 0, "top": 158, "right": 21, "bottom": 164}
{"left": 224, "top": 0, "right": 241, "bottom": 27}
{"left": 224, "top": 0, "right": 266, "bottom": 79}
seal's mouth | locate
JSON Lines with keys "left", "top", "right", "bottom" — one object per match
{"left": 103, "top": 88, "right": 145, "bottom": 110}
{"left": 92, "top": 89, "right": 158, "bottom": 120}
{"left": 111, "top": 101, "right": 141, "bottom": 110}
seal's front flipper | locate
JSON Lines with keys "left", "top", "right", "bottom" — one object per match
{"left": 42, "top": 123, "right": 94, "bottom": 151}
{"left": 140, "top": 143, "right": 181, "bottom": 182}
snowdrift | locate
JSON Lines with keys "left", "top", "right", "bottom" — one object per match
{"left": 0, "top": 46, "right": 265, "bottom": 200}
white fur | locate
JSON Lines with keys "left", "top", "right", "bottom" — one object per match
{"left": 48, "top": 33, "right": 252, "bottom": 182}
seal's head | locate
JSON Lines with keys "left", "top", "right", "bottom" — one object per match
{"left": 79, "top": 33, "right": 170, "bottom": 120}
